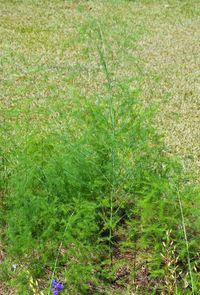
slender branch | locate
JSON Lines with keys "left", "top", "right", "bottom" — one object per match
{"left": 96, "top": 22, "right": 116, "bottom": 264}
{"left": 48, "top": 211, "right": 75, "bottom": 295}
{"left": 177, "top": 192, "right": 195, "bottom": 294}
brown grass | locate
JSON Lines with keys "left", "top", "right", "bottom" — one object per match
{"left": 135, "top": 3, "right": 200, "bottom": 180}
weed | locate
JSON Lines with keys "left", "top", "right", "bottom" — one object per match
{"left": 0, "top": 1, "right": 199, "bottom": 294}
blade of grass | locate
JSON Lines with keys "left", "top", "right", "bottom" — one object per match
{"left": 177, "top": 192, "right": 195, "bottom": 294}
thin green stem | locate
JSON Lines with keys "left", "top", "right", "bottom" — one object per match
{"left": 177, "top": 192, "right": 195, "bottom": 294}
{"left": 96, "top": 22, "right": 116, "bottom": 264}
{"left": 48, "top": 211, "right": 75, "bottom": 295}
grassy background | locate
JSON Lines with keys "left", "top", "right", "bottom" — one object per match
{"left": 1, "top": 0, "right": 200, "bottom": 177}
{"left": 0, "top": 0, "right": 200, "bottom": 294}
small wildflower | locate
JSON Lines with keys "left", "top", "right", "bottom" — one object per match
{"left": 51, "top": 279, "right": 64, "bottom": 295}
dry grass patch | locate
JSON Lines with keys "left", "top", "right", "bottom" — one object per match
{"left": 135, "top": 2, "right": 200, "bottom": 179}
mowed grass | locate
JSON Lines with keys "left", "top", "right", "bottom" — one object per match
{"left": 1, "top": 0, "right": 200, "bottom": 177}
{"left": 0, "top": 0, "right": 200, "bottom": 294}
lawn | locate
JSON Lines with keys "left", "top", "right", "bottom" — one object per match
{"left": 0, "top": 1, "right": 199, "bottom": 294}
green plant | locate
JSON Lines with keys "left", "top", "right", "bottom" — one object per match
{"left": 3, "top": 72, "right": 198, "bottom": 293}
{"left": 1, "top": 5, "right": 199, "bottom": 293}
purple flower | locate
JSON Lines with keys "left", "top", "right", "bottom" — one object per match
{"left": 51, "top": 279, "right": 64, "bottom": 295}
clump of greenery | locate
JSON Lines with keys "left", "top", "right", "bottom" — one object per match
{"left": 1, "top": 75, "right": 199, "bottom": 294}
{"left": 0, "top": 15, "right": 199, "bottom": 294}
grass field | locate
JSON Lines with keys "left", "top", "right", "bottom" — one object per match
{"left": 1, "top": 1, "right": 200, "bottom": 294}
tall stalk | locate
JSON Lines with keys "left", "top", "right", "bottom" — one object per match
{"left": 177, "top": 192, "right": 195, "bottom": 294}
{"left": 48, "top": 211, "right": 75, "bottom": 295}
{"left": 96, "top": 23, "right": 116, "bottom": 264}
